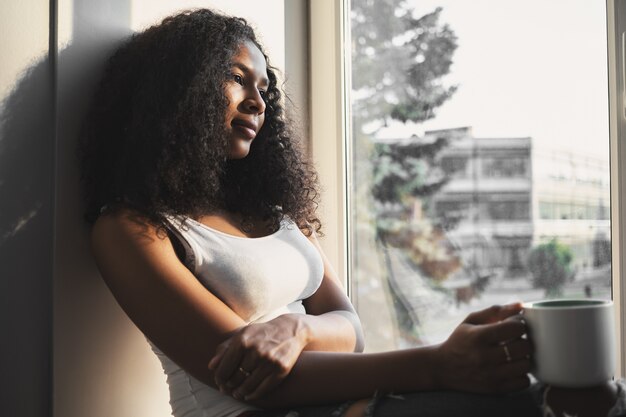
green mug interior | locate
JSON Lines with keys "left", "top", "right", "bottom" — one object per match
{"left": 526, "top": 299, "right": 611, "bottom": 308}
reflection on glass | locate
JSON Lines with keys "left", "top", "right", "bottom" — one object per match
{"left": 348, "top": 0, "right": 610, "bottom": 352}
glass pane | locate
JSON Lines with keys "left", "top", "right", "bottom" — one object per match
{"left": 348, "top": 0, "right": 610, "bottom": 351}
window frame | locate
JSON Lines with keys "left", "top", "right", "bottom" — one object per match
{"left": 308, "top": 0, "right": 351, "bottom": 292}
{"left": 309, "top": 0, "right": 624, "bottom": 377}
{"left": 608, "top": 0, "right": 625, "bottom": 379}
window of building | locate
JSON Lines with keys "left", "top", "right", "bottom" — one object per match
{"left": 483, "top": 200, "right": 530, "bottom": 221}
{"left": 440, "top": 156, "right": 469, "bottom": 178}
{"left": 482, "top": 157, "right": 528, "bottom": 178}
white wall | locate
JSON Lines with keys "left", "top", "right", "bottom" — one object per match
{"left": 0, "top": 1, "right": 310, "bottom": 415}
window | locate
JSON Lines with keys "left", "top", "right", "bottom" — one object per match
{"left": 484, "top": 200, "right": 530, "bottom": 221}
{"left": 482, "top": 157, "right": 528, "bottom": 178}
{"left": 440, "top": 156, "right": 468, "bottom": 178}
{"left": 346, "top": 0, "right": 612, "bottom": 353}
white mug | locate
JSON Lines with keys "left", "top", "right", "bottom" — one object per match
{"left": 522, "top": 299, "right": 615, "bottom": 387}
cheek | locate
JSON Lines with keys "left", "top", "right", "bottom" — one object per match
{"left": 223, "top": 86, "right": 240, "bottom": 114}
{"left": 223, "top": 104, "right": 237, "bottom": 125}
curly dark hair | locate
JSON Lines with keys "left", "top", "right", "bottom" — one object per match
{"left": 80, "top": 8, "right": 321, "bottom": 235}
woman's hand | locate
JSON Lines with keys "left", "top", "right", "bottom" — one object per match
{"left": 208, "top": 314, "right": 310, "bottom": 401}
{"left": 433, "top": 303, "right": 532, "bottom": 393}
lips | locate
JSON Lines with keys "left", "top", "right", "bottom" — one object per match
{"left": 232, "top": 119, "right": 258, "bottom": 139}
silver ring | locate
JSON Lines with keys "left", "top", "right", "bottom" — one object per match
{"left": 238, "top": 366, "right": 251, "bottom": 377}
{"left": 502, "top": 344, "right": 512, "bottom": 363}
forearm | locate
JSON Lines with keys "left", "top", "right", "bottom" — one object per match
{"left": 247, "top": 346, "right": 441, "bottom": 408}
{"left": 296, "top": 311, "right": 365, "bottom": 353}
{"left": 209, "top": 305, "right": 530, "bottom": 407}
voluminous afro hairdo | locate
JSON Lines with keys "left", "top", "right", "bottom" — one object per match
{"left": 80, "top": 8, "right": 321, "bottom": 235}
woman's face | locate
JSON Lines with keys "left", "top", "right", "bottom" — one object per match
{"left": 224, "top": 40, "right": 268, "bottom": 159}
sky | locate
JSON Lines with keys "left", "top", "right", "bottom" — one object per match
{"left": 372, "top": 0, "right": 610, "bottom": 160}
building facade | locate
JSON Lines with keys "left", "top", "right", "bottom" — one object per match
{"left": 429, "top": 127, "right": 609, "bottom": 276}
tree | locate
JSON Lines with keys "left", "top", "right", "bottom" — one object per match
{"left": 527, "top": 239, "right": 575, "bottom": 297}
{"left": 350, "top": 1, "right": 460, "bottom": 345}
{"left": 351, "top": 0, "right": 459, "bottom": 277}
{"left": 351, "top": 1, "right": 457, "bottom": 130}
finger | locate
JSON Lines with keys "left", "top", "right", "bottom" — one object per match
{"left": 465, "top": 303, "right": 522, "bottom": 325}
{"left": 208, "top": 343, "right": 228, "bottom": 370}
{"left": 239, "top": 352, "right": 258, "bottom": 376}
{"left": 493, "top": 357, "right": 532, "bottom": 381}
{"left": 503, "top": 313, "right": 526, "bottom": 324}
{"left": 225, "top": 351, "right": 258, "bottom": 389}
{"left": 213, "top": 342, "right": 244, "bottom": 386}
{"left": 223, "top": 368, "right": 249, "bottom": 392}
{"left": 244, "top": 370, "right": 283, "bottom": 401}
{"left": 476, "top": 318, "right": 527, "bottom": 345}
{"left": 490, "top": 338, "right": 532, "bottom": 365}
{"left": 232, "top": 363, "right": 274, "bottom": 400}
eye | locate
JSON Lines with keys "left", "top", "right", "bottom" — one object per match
{"left": 259, "top": 90, "right": 267, "bottom": 100}
{"left": 233, "top": 74, "right": 244, "bottom": 85}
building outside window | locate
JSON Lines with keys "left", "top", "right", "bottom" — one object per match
{"left": 347, "top": 0, "right": 611, "bottom": 351}
{"left": 440, "top": 156, "right": 469, "bottom": 178}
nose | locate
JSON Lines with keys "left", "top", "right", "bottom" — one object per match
{"left": 242, "top": 89, "right": 266, "bottom": 115}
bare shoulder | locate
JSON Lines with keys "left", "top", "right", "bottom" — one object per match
{"left": 91, "top": 209, "right": 164, "bottom": 249}
{"left": 90, "top": 209, "right": 179, "bottom": 292}
{"left": 91, "top": 209, "right": 172, "bottom": 258}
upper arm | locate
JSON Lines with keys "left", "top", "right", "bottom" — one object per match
{"left": 301, "top": 231, "right": 364, "bottom": 351}
{"left": 90, "top": 211, "right": 245, "bottom": 386}
{"left": 301, "top": 231, "right": 355, "bottom": 316}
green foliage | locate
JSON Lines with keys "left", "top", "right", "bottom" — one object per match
{"left": 351, "top": 1, "right": 458, "bottom": 127}
{"left": 371, "top": 137, "right": 449, "bottom": 205}
{"left": 527, "top": 239, "right": 575, "bottom": 297}
{"left": 351, "top": 0, "right": 458, "bottom": 219}
{"left": 351, "top": 0, "right": 460, "bottom": 286}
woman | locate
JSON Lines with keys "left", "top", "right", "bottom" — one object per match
{"left": 80, "top": 9, "right": 618, "bottom": 417}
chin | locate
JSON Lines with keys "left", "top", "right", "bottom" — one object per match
{"left": 228, "top": 147, "right": 251, "bottom": 159}
{"left": 228, "top": 138, "right": 253, "bottom": 159}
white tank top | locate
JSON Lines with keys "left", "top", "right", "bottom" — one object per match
{"left": 149, "top": 216, "right": 325, "bottom": 417}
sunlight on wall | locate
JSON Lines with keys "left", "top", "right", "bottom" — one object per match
{"left": 0, "top": 1, "right": 48, "bottom": 100}
{"left": 58, "top": 0, "right": 72, "bottom": 48}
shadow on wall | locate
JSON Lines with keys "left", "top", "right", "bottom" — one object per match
{"left": 1, "top": 2, "right": 171, "bottom": 415}
{"left": 0, "top": 51, "right": 55, "bottom": 417}
{"left": 54, "top": 5, "right": 170, "bottom": 414}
